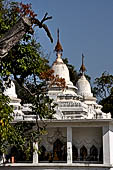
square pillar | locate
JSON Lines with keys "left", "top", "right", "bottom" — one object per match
{"left": 67, "top": 127, "right": 72, "bottom": 164}
{"left": 103, "top": 126, "right": 110, "bottom": 164}
{"left": 33, "top": 142, "right": 38, "bottom": 164}
{"left": 102, "top": 125, "right": 113, "bottom": 165}
{"left": 109, "top": 125, "right": 113, "bottom": 164}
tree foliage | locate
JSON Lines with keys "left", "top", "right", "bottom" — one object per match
{"left": 93, "top": 71, "right": 113, "bottom": 99}
{"left": 100, "top": 90, "right": 113, "bottom": 117}
{"left": 0, "top": 0, "right": 55, "bottom": 158}
{"left": 93, "top": 71, "right": 113, "bottom": 117}
{"left": 0, "top": 92, "right": 28, "bottom": 157}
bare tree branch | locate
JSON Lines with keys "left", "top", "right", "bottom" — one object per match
{"left": 33, "top": 13, "right": 53, "bottom": 43}
{"left": 40, "top": 12, "right": 52, "bottom": 24}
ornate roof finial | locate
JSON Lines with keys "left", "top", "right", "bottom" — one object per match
{"left": 54, "top": 29, "right": 63, "bottom": 54}
{"left": 80, "top": 53, "right": 86, "bottom": 74}
{"left": 57, "top": 28, "right": 59, "bottom": 41}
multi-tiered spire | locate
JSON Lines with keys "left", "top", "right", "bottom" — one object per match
{"left": 80, "top": 54, "right": 86, "bottom": 75}
{"left": 54, "top": 29, "right": 63, "bottom": 56}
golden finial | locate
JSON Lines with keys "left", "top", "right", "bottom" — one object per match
{"left": 80, "top": 53, "right": 86, "bottom": 74}
{"left": 54, "top": 29, "right": 63, "bottom": 53}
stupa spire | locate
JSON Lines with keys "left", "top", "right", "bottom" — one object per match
{"left": 57, "top": 28, "right": 59, "bottom": 41}
{"left": 80, "top": 53, "right": 86, "bottom": 75}
{"left": 54, "top": 29, "right": 63, "bottom": 55}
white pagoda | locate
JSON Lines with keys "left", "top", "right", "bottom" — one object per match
{"left": 1, "top": 30, "right": 113, "bottom": 170}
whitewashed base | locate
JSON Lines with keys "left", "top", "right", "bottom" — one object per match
{"left": 0, "top": 163, "right": 112, "bottom": 170}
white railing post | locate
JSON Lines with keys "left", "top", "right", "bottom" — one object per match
{"left": 33, "top": 141, "right": 38, "bottom": 164}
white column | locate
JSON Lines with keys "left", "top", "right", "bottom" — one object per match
{"left": 103, "top": 126, "right": 110, "bottom": 164}
{"left": 33, "top": 142, "right": 38, "bottom": 164}
{"left": 109, "top": 125, "right": 113, "bottom": 164}
{"left": 78, "top": 148, "right": 80, "bottom": 161}
{"left": 67, "top": 126, "right": 72, "bottom": 164}
{"left": 103, "top": 124, "right": 113, "bottom": 165}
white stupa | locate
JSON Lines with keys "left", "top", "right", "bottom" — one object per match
{"left": 48, "top": 29, "right": 77, "bottom": 102}
{"left": 76, "top": 74, "right": 93, "bottom": 97}
{"left": 1, "top": 30, "right": 113, "bottom": 170}
{"left": 76, "top": 55, "right": 111, "bottom": 119}
{"left": 76, "top": 54, "right": 96, "bottom": 104}
{"left": 4, "top": 80, "right": 24, "bottom": 120}
{"left": 4, "top": 81, "right": 17, "bottom": 98}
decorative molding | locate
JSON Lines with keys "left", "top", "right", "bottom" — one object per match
{"left": 47, "top": 128, "right": 66, "bottom": 144}
{"left": 73, "top": 139, "right": 101, "bottom": 149}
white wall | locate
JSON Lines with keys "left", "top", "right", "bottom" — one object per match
{"left": 72, "top": 127, "right": 102, "bottom": 148}
{"left": 39, "top": 127, "right": 67, "bottom": 152}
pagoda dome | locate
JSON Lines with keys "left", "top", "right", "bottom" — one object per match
{"left": 76, "top": 74, "right": 93, "bottom": 97}
{"left": 52, "top": 55, "right": 73, "bottom": 86}
{"left": 76, "top": 54, "right": 93, "bottom": 97}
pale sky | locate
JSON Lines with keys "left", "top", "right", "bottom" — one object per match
{"left": 16, "top": 0, "right": 113, "bottom": 83}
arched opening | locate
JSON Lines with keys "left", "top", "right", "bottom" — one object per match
{"left": 39, "top": 145, "right": 47, "bottom": 162}
{"left": 0, "top": 151, "right": 3, "bottom": 162}
{"left": 6, "top": 145, "right": 33, "bottom": 163}
{"left": 53, "top": 139, "right": 63, "bottom": 161}
{"left": 62, "top": 143, "right": 67, "bottom": 161}
{"left": 72, "top": 145, "right": 78, "bottom": 161}
{"left": 11, "top": 146, "right": 23, "bottom": 162}
{"left": 99, "top": 147, "right": 103, "bottom": 162}
{"left": 80, "top": 146, "right": 87, "bottom": 161}
{"left": 90, "top": 145, "right": 98, "bottom": 161}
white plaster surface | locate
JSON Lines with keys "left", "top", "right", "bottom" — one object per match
{"left": 103, "top": 126, "right": 110, "bottom": 164}
{"left": 51, "top": 54, "right": 72, "bottom": 86}
{"left": 109, "top": 125, "right": 113, "bottom": 164}
{"left": 103, "top": 125, "right": 113, "bottom": 165}
{"left": 40, "top": 127, "right": 67, "bottom": 152}
{"left": 76, "top": 75, "right": 93, "bottom": 97}
{"left": 72, "top": 127, "right": 102, "bottom": 147}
